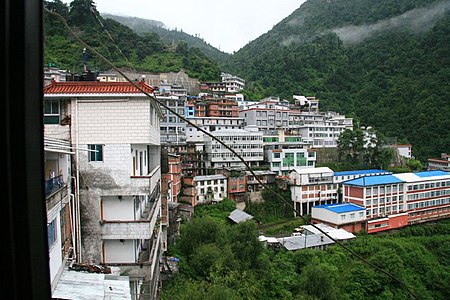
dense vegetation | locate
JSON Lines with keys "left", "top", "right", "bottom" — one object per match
{"left": 225, "top": 0, "right": 450, "bottom": 161}
{"left": 102, "top": 13, "right": 230, "bottom": 63}
{"left": 162, "top": 200, "right": 450, "bottom": 300}
{"left": 43, "top": 0, "right": 220, "bottom": 81}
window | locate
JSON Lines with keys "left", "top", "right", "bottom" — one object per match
{"left": 44, "top": 99, "right": 60, "bottom": 124}
{"left": 350, "top": 213, "right": 355, "bottom": 219}
{"left": 88, "top": 144, "right": 103, "bottom": 162}
{"left": 341, "top": 215, "right": 346, "bottom": 220}
{"left": 47, "top": 219, "right": 57, "bottom": 249}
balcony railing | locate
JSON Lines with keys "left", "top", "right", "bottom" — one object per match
{"left": 45, "top": 175, "right": 64, "bottom": 196}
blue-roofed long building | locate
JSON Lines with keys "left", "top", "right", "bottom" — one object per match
{"left": 343, "top": 170, "right": 450, "bottom": 233}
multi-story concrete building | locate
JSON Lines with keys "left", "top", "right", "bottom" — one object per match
{"left": 158, "top": 94, "right": 187, "bottom": 145}
{"left": 186, "top": 116, "right": 244, "bottom": 143}
{"left": 428, "top": 153, "right": 450, "bottom": 171}
{"left": 204, "top": 127, "right": 264, "bottom": 169}
{"left": 239, "top": 98, "right": 290, "bottom": 130}
{"left": 263, "top": 130, "right": 316, "bottom": 176}
{"left": 289, "top": 111, "right": 353, "bottom": 147}
{"left": 44, "top": 79, "right": 163, "bottom": 299}
{"left": 193, "top": 174, "right": 228, "bottom": 204}
{"left": 221, "top": 72, "right": 245, "bottom": 93}
{"left": 342, "top": 170, "right": 450, "bottom": 233}
{"left": 289, "top": 167, "right": 339, "bottom": 216}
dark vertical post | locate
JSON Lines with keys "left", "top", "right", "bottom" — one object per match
{"left": 2, "top": 0, "right": 51, "bottom": 298}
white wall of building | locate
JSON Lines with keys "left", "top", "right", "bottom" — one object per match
{"left": 74, "top": 98, "right": 160, "bottom": 146}
{"left": 102, "top": 196, "right": 135, "bottom": 221}
{"left": 47, "top": 207, "right": 62, "bottom": 286}
{"left": 194, "top": 176, "right": 228, "bottom": 203}
{"left": 103, "top": 239, "right": 136, "bottom": 263}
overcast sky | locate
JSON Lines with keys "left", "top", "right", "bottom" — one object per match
{"left": 62, "top": 0, "right": 306, "bottom": 53}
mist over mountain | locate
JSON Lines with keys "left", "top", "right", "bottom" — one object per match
{"left": 225, "top": 0, "right": 450, "bottom": 160}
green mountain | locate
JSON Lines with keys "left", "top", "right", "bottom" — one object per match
{"left": 102, "top": 13, "right": 230, "bottom": 63}
{"left": 225, "top": 0, "right": 450, "bottom": 161}
{"left": 43, "top": 0, "right": 220, "bottom": 81}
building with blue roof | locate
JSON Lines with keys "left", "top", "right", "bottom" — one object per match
{"left": 342, "top": 170, "right": 450, "bottom": 234}
{"left": 311, "top": 203, "right": 367, "bottom": 233}
{"left": 333, "top": 169, "right": 392, "bottom": 183}
{"left": 344, "top": 174, "right": 405, "bottom": 186}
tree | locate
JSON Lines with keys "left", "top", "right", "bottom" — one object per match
{"left": 69, "top": 0, "right": 100, "bottom": 26}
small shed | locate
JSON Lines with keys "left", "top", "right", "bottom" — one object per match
{"left": 228, "top": 209, "right": 254, "bottom": 224}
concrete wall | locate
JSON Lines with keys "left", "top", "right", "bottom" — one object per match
{"left": 103, "top": 239, "right": 136, "bottom": 263}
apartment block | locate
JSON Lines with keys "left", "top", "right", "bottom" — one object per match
{"left": 204, "top": 127, "right": 264, "bottom": 169}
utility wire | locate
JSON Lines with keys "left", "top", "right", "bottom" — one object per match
{"left": 44, "top": 7, "right": 418, "bottom": 300}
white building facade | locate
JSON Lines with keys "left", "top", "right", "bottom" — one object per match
{"left": 44, "top": 79, "right": 163, "bottom": 299}
{"left": 204, "top": 127, "right": 264, "bottom": 169}
{"left": 193, "top": 174, "right": 228, "bottom": 204}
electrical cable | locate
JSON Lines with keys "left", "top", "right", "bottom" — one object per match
{"left": 44, "top": 7, "right": 418, "bottom": 300}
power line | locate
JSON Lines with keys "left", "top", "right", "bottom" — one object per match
{"left": 43, "top": 7, "right": 418, "bottom": 300}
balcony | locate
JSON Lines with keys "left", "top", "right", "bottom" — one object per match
{"left": 45, "top": 174, "right": 64, "bottom": 196}
{"left": 45, "top": 175, "right": 69, "bottom": 211}
{"left": 102, "top": 187, "right": 161, "bottom": 240}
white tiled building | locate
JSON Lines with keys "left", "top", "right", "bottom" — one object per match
{"left": 193, "top": 174, "right": 228, "bottom": 204}
{"left": 44, "top": 79, "right": 163, "bottom": 299}
{"left": 204, "top": 127, "right": 264, "bottom": 169}
{"left": 186, "top": 116, "right": 244, "bottom": 143}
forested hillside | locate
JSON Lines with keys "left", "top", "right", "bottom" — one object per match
{"left": 162, "top": 200, "right": 450, "bottom": 300}
{"left": 225, "top": 0, "right": 450, "bottom": 160}
{"left": 102, "top": 14, "right": 230, "bottom": 63}
{"left": 43, "top": 0, "right": 221, "bottom": 81}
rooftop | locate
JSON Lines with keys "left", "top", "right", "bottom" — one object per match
{"left": 291, "top": 167, "right": 333, "bottom": 175}
{"left": 52, "top": 268, "right": 131, "bottom": 300}
{"left": 44, "top": 80, "right": 155, "bottom": 95}
{"left": 344, "top": 174, "right": 404, "bottom": 186}
{"left": 228, "top": 209, "right": 254, "bottom": 224}
{"left": 313, "top": 203, "right": 365, "bottom": 213}
{"left": 194, "top": 174, "right": 227, "bottom": 181}
{"left": 334, "top": 169, "right": 391, "bottom": 177}
{"left": 278, "top": 234, "right": 335, "bottom": 251}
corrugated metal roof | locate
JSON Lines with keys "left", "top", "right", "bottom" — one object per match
{"left": 314, "top": 203, "right": 365, "bottom": 213}
{"left": 300, "top": 224, "right": 356, "bottom": 240}
{"left": 52, "top": 268, "right": 131, "bottom": 300}
{"left": 344, "top": 175, "right": 404, "bottom": 186}
{"left": 228, "top": 209, "right": 254, "bottom": 223}
{"left": 334, "top": 169, "right": 391, "bottom": 176}
{"left": 278, "top": 234, "right": 335, "bottom": 251}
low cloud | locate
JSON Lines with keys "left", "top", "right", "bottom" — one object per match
{"left": 332, "top": 0, "right": 450, "bottom": 44}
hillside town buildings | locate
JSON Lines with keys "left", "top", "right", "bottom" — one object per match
{"left": 40, "top": 65, "right": 449, "bottom": 299}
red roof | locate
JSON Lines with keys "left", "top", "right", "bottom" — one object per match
{"left": 44, "top": 80, "right": 155, "bottom": 95}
